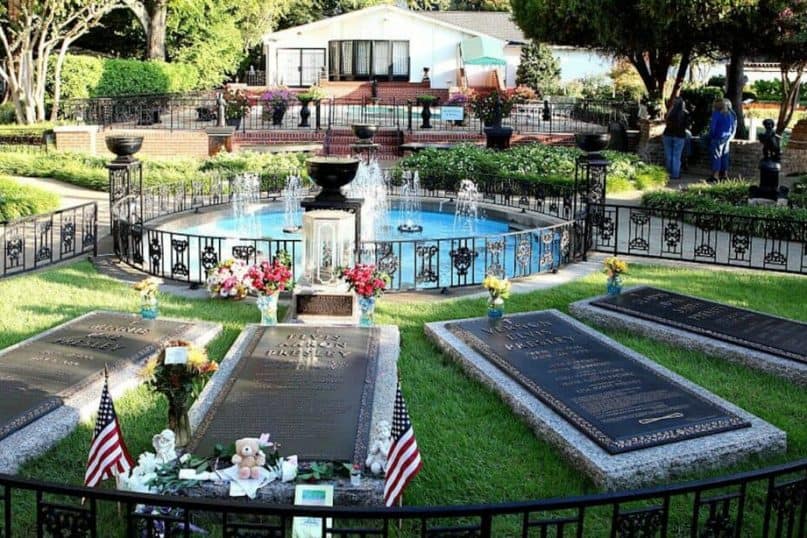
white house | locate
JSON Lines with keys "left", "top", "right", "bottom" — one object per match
{"left": 261, "top": 5, "right": 509, "bottom": 90}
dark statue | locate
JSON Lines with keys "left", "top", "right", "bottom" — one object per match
{"left": 491, "top": 95, "right": 503, "bottom": 128}
{"left": 759, "top": 118, "right": 781, "bottom": 161}
{"left": 216, "top": 92, "right": 226, "bottom": 128}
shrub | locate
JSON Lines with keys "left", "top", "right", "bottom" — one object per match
{"left": 201, "top": 151, "right": 309, "bottom": 191}
{"left": 0, "top": 103, "right": 17, "bottom": 124}
{"left": 680, "top": 85, "right": 725, "bottom": 136}
{"left": 0, "top": 175, "right": 60, "bottom": 221}
{"left": 48, "top": 55, "right": 105, "bottom": 101}
{"left": 93, "top": 59, "right": 201, "bottom": 97}
{"left": 752, "top": 79, "right": 807, "bottom": 103}
{"left": 707, "top": 75, "right": 726, "bottom": 89}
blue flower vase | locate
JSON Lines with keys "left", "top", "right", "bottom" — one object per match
{"left": 257, "top": 293, "right": 279, "bottom": 326}
{"left": 358, "top": 296, "right": 376, "bottom": 327}
{"left": 140, "top": 296, "right": 159, "bottom": 320}
{"left": 606, "top": 275, "right": 623, "bottom": 296}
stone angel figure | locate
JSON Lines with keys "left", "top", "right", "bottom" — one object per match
{"left": 152, "top": 429, "right": 178, "bottom": 464}
{"left": 365, "top": 420, "right": 392, "bottom": 476}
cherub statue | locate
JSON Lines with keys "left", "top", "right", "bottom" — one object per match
{"left": 759, "top": 118, "right": 781, "bottom": 161}
{"left": 365, "top": 420, "right": 392, "bottom": 476}
{"left": 152, "top": 429, "right": 178, "bottom": 464}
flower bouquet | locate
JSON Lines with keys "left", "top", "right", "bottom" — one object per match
{"left": 245, "top": 252, "right": 293, "bottom": 325}
{"left": 133, "top": 276, "right": 162, "bottom": 319}
{"left": 339, "top": 264, "right": 390, "bottom": 327}
{"left": 482, "top": 275, "right": 511, "bottom": 319}
{"left": 140, "top": 340, "right": 218, "bottom": 446}
{"left": 206, "top": 259, "right": 249, "bottom": 300}
{"left": 603, "top": 257, "right": 628, "bottom": 295}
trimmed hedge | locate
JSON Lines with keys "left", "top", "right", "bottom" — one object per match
{"left": 0, "top": 147, "right": 309, "bottom": 193}
{"left": 0, "top": 175, "right": 60, "bottom": 221}
{"left": 52, "top": 54, "right": 203, "bottom": 101}
{"left": 396, "top": 144, "right": 667, "bottom": 194}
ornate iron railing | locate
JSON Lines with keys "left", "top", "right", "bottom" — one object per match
{"left": 591, "top": 204, "right": 807, "bottom": 275}
{"left": 60, "top": 94, "right": 637, "bottom": 135}
{"left": 0, "top": 458, "right": 803, "bottom": 536}
{"left": 1, "top": 202, "right": 98, "bottom": 278}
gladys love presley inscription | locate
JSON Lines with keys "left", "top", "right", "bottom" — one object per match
{"left": 447, "top": 312, "right": 749, "bottom": 454}
{"left": 591, "top": 287, "right": 807, "bottom": 365}
{"left": 0, "top": 312, "right": 191, "bottom": 441}
{"left": 189, "top": 326, "right": 379, "bottom": 463}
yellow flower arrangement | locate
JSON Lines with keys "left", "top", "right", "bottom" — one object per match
{"left": 603, "top": 257, "right": 628, "bottom": 277}
{"left": 482, "top": 275, "right": 511, "bottom": 299}
{"left": 133, "top": 276, "right": 162, "bottom": 299}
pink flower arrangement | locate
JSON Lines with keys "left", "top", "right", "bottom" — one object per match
{"left": 245, "top": 256, "right": 293, "bottom": 295}
{"left": 339, "top": 264, "right": 390, "bottom": 298}
{"left": 206, "top": 259, "right": 249, "bottom": 299}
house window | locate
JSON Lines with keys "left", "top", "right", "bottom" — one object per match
{"left": 328, "top": 40, "right": 409, "bottom": 81}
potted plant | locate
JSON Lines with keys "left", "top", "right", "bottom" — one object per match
{"left": 445, "top": 93, "right": 470, "bottom": 126}
{"left": 139, "top": 341, "right": 218, "bottom": 447}
{"left": 603, "top": 256, "right": 628, "bottom": 295}
{"left": 339, "top": 264, "right": 390, "bottom": 327}
{"left": 223, "top": 88, "right": 250, "bottom": 129}
{"left": 296, "top": 86, "right": 328, "bottom": 128}
{"left": 416, "top": 95, "right": 439, "bottom": 129}
{"left": 262, "top": 87, "right": 294, "bottom": 126}
{"left": 482, "top": 274, "right": 511, "bottom": 319}
{"left": 470, "top": 86, "right": 535, "bottom": 149}
{"left": 244, "top": 252, "right": 293, "bottom": 326}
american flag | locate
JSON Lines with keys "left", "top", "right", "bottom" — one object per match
{"left": 384, "top": 383, "right": 422, "bottom": 507}
{"left": 84, "top": 371, "right": 134, "bottom": 488}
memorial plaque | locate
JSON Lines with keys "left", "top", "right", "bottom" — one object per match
{"left": 592, "top": 287, "right": 807, "bottom": 365}
{"left": 0, "top": 313, "right": 191, "bottom": 440}
{"left": 189, "top": 326, "right": 379, "bottom": 463}
{"left": 447, "top": 312, "right": 749, "bottom": 454}
{"left": 296, "top": 294, "right": 354, "bottom": 316}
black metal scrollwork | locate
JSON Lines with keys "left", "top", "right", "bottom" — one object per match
{"left": 450, "top": 245, "right": 478, "bottom": 277}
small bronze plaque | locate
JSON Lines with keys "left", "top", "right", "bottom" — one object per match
{"left": 189, "top": 326, "right": 379, "bottom": 464}
{"left": 592, "top": 287, "right": 807, "bottom": 365}
{"left": 447, "top": 312, "right": 749, "bottom": 454}
{"left": 296, "top": 294, "right": 354, "bottom": 316}
{"left": 0, "top": 312, "right": 191, "bottom": 440}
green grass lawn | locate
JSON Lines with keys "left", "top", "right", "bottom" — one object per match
{"left": 0, "top": 261, "right": 805, "bottom": 536}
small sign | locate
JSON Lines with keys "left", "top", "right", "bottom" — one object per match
{"left": 164, "top": 346, "right": 188, "bottom": 365}
{"left": 441, "top": 106, "right": 464, "bottom": 121}
{"left": 292, "top": 484, "right": 334, "bottom": 538}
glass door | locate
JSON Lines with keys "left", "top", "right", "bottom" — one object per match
{"left": 277, "top": 48, "right": 325, "bottom": 87}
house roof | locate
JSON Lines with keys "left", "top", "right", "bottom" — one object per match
{"left": 262, "top": 5, "right": 500, "bottom": 43}
{"left": 421, "top": 11, "right": 526, "bottom": 44}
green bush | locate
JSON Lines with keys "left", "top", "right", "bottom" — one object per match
{"left": 752, "top": 79, "right": 807, "bottom": 103}
{"left": 48, "top": 55, "right": 105, "bottom": 101}
{"left": 0, "top": 175, "right": 60, "bottom": 221}
{"left": 397, "top": 144, "right": 667, "bottom": 194}
{"left": 680, "top": 85, "right": 725, "bottom": 136}
{"left": 0, "top": 147, "right": 308, "bottom": 192}
{"left": 93, "top": 58, "right": 201, "bottom": 97}
{"left": 0, "top": 103, "right": 16, "bottom": 124}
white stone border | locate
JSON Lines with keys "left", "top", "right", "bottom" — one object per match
{"left": 425, "top": 310, "right": 786, "bottom": 490}
{"left": 569, "top": 287, "right": 807, "bottom": 386}
{"left": 0, "top": 311, "right": 222, "bottom": 474}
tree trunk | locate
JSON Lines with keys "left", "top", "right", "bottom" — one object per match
{"left": 668, "top": 49, "right": 692, "bottom": 107}
{"left": 777, "top": 66, "right": 804, "bottom": 134}
{"left": 726, "top": 48, "right": 747, "bottom": 139}
{"left": 50, "top": 42, "right": 72, "bottom": 121}
{"left": 146, "top": 1, "right": 168, "bottom": 61}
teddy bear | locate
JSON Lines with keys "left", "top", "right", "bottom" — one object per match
{"left": 231, "top": 437, "right": 266, "bottom": 480}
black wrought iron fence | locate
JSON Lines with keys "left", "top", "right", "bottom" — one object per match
{"left": 60, "top": 94, "right": 637, "bottom": 135}
{"left": 1, "top": 202, "right": 98, "bottom": 278}
{"left": 0, "top": 458, "right": 803, "bottom": 536}
{"left": 591, "top": 204, "right": 807, "bottom": 275}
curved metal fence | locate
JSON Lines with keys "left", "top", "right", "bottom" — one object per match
{"left": 0, "top": 458, "right": 803, "bottom": 536}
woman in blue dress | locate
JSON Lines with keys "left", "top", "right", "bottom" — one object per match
{"left": 707, "top": 98, "right": 737, "bottom": 183}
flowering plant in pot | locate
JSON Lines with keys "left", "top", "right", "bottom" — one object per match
{"left": 206, "top": 259, "right": 250, "bottom": 299}
{"left": 139, "top": 341, "right": 218, "bottom": 447}
{"left": 223, "top": 88, "right": 250, "bottom": 128}
{"left": 603, "top": 256, "right": 628, "bottom": 295}
{"left": 416, "top": 95, "right": 439, "bottom": 129}
{"left": 261, "top": 88, "right": 294, "bottom": 126}
{"left": 339, "top": 264, "right": 390, "bottom": 327}
{"left": 482, "top": 274, "right": 511, "bottom": 319}
{"left": 245, "top": 252, "right": 293, "bottom": 325}
{"left": 296, "top": 86, "right": 328, "bottom": 127}
{"left": 470, "top": 86, "right": 534, "bottom": 149}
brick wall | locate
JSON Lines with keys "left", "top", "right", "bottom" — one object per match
{"left": 783, "top": 119, "right": 807, "bottom": 177}
{"left": 54, "top": 127, "right": 210, "bottom": 159}
{"left": 319, "top": 81, "right": 449, "bottom": 102}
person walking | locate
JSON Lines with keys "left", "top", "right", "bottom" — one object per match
{"left": 662, "top": 97, "right": 689, "bottom": 180}
{"left": 707, "top": 98, "right": 737, "bottom": 183}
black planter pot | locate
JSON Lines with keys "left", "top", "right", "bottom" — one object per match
{"left": 299, "top": 101, "right": 311, "bottom": 127}
{"left": 272, "top": 107, "right": 286, "bottom": 126}
{"left": 574, "top": 132, "right": 611, "bottom": 153}
{"left": 306, "top": 157, "right": 361, "bottom": 203}
{"left": 105, "top": 136, "right": 143, "bottom": 163}
{"left": 225, "top": 117, "right": 242, "bottom": 130}
{"left": 352, "top": 123, "right": 378, "bottom": 142}
{"left": 421, "top": 105, "right": 432, "bottom": 129}
{"left": 484, "top": 126, "right": 513, "bottom": 150}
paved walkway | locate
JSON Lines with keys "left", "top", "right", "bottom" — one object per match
{"left": 13, "top": 176, "right": 111, "bottom": 235}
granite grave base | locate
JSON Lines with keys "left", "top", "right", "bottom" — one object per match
{"left": 425, "top": 310, "right": 786, "bottom": 490}
{"left": 569, "top": 288, "right": 807, "bottom": 386}
{"left": 0, "top": 312, "right": 222, "bottom": 473}
{"left": 188, "top": 323, "right": 400, "bottom": 505}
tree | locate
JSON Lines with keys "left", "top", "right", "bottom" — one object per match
{"left": 515, "top": 41, "right": 560, "bottom": 95}
{"left": 0, "top": 0, "right": 121, "bottom": 124}
{"left": 769, "top": 0, "right": 806, "bottom": 132}
{"left": 121, "top": 0, "right": 168, "bottom": 60}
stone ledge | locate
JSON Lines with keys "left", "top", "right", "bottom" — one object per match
{"left": 425, "top": 310, "right": 786, "bottom": 490}
{"left": 569, "top": 292, "right": 807, "bottom": 386}
{"left": 0, "top": 312, "right": 222, "bottom": 474}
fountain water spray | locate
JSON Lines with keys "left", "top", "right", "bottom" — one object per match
{"left": 231, "top": 172, "right": 260, "bottom": 235}
{"left": 454, "top": 179, "right": 480, "bottom": 234}
{"left": 281, "top": 173, "right": 303, "bottom": 233}
{"left": 346, "top": 158, "right": 389, "bottom": 241}
{"left": 398, "top": 170, "right": 423, "bottom": 233}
